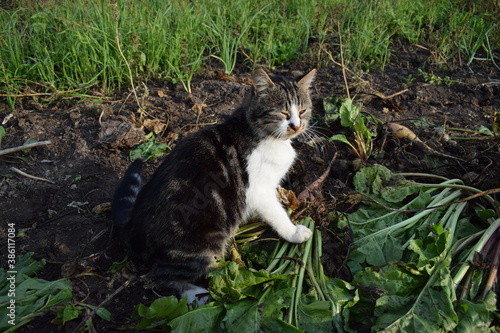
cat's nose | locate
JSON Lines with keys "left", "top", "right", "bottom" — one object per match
{"left": 289, "top": 123, "right": 302, "bottom": 132}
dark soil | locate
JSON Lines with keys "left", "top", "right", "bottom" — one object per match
{"left": 1, "top": 45, "right": 499, "bottom": 332}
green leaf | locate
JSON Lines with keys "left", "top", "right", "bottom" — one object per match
{"left": 297, "top": 299, "right": 333, "bottom": 332}
{"left": 350, "top": 233, "right": 404, "bottom": 266}
{"left": 352, "top": 164, "right": 394, "bottom": 195}
{"left": 208, "top": 261, "right": 286, "bottom": 302}
{"left": 379, "top": 181, "right": 419, "bottom": 203}
{"left": 475, "top": 125, "right": 493, "bottom": 136}
{"left": 353, "top": 263, "right": 426, "bottom": 298}
{"left": 374, "top": 262, "right": 458, "bottom": 333}
{"left": 339, "top": 98, "right": 360, "bottom": 128}
{"left": 354, "top": 116, "right": 374, "bottom": 143}
{"left": 467, "top": 269, "right": 484, "bottom": 300}
{"left": 328, "top": 134, "right": 357, "bottom": 152}
{"left": 0, "top": 126, "right": 5, "bottom": 147}
{"left": 169, "top": 303, "right": 225, "bottom": 333}
{"left": 455, "top": 291, "right": 497, "bottom": 332}
{"left": 107, "top": 254, "right": 128, "bottom": 274}
{"left": 329, "top": 134, "right": 350, "bottom": 145}
{"left": 324, "top": 278, "right": 356, "bottom": 304}
{"left": 222, "top": 299, "right": 260, "bottom": 332}
{"left": 61, "top": 304, "right": 82, "bottom": 324}
{"left": 134, "top": 296, "right": 189, "bottom": 329}
{"left": 0, "top": 268, "right": 72, "bottom": 333}
{"left": 218, "top": 284, "right": 301, "bottom": 333}
{"left": 475, "top": 208, "right": 496, "bottom": 220}
{"left": 0, "top": 253, "right": 45, "bottom": 290}
{"left": 322, "top": 96, "right": 341, "bottom": 125}
{"left": 262, "top": 318, "right": 303, "bottom": 333}
{"left": 96, "top": 307, "right": 111, "bottom": 321}
{"left": 129, "top": 133, "right": 170, "bottom": 162}
{"left": 324, "top": 278, "right": 359, "bottom": 332}
{"left": 81, "top": 303, "right": 111, "bottom": 321}
{"left": 21, "top": 139, "right": 38, "bottom": 153}
{"left": 408, "top": 229, "right": 450, "bottom": 271}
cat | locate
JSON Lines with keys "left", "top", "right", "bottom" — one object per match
{"left": 112, "top": 68, "right": 316, "bottom": 304}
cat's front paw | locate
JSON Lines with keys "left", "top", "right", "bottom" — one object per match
{"left": 287, "top": 224, "right": 312, "bottom": 243}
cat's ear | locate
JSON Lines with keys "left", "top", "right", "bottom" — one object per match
{"left": 252, "top": 68, "right": 275, "bottom": 94}
{"left": 297, "top": 69, "right": 317, "bottom": 90}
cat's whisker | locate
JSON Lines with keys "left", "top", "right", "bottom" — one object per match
{"left": 269, "top": 126, "right": 285, "bottom": 140}
{"left": 299, "top": 127, "right": 327, "bottom": 156}
{"left": 306, "top": 126, "right": 329, "bottom": 139}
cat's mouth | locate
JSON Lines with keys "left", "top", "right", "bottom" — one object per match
{"left": 282, "top": 125, "right": 305, "bottom": 139}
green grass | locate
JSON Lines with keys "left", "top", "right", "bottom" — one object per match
{"left": 0, "top": 0, "right": 498, "bottom": 102}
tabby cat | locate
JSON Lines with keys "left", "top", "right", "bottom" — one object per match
{"left": 112, "top": 68, "right": 316, "bottom": 303}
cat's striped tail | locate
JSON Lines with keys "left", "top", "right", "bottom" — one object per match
{"left": 111, "top": 159, "right": 143, "bottom": 237}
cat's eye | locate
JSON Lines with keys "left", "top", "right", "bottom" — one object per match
{"left": 281, "top": 111, "right": 290, "bottom": 120}
{"left": 299, "top": 109, "right": 308, "bottom": 116}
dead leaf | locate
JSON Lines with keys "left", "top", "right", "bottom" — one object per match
{"left": 191, "top": 103, "right": 207, "bottom": 115}
{"left": 99, "top": 119, "right": 145, "bottom": 149}
{"left": 143, "top": 118, "right": 167, "bottom": 135}
{"left": 92, "top": 202, "right": 111, "bottom": 215}
{"left": 277, "top": 187, "right": 301, "bottom": 211}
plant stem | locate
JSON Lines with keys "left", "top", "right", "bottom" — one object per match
{"left": 354, "top": 188, "right": 462, "bottom": 245}
{"left": 480, "top": 230, "right": 500, "bottom": 300}
{"left": 112, "top": 5, "right": 142, "bottom": 115}
{"left": 453, "top": 217, "right": 500, "bottom": 286}
{"left": 307, "top": 260, "right": 325, "bottom": 301}
{"left": 288, "top": 218, "right": 314, "bottom": 326}
{"left": 267, "top": 241, "right": 290, "bottom": 272}
{"left": 396, "top": 172, "right": 450, "bottom": 182}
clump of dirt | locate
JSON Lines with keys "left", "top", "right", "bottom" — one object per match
{"left": 1, "top": 46, "right": 499, "bottom": 331}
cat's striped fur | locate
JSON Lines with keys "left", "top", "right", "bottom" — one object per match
{"left": 112, "top": 69, "right": 316, "bottom": 303}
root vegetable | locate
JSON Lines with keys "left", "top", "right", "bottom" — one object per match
{"left": 388, "top": 122, "right": 465, "bottom": 162}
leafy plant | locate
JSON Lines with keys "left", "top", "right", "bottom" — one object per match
{"left": 322, "top": 96, "right": 341, "bottom": 126}
{"left": 0, "top": 253, "right": 73, "bottom": 332}
{"left": 327, "top": 98, "right": 377, "bottom": 163}
{"left": 133, "top": 217, "right": 358, "bottom": 332}
{"left": 418, "top": 69, "right": 456, "bottom": 87}
{"left": 52, "top": 303, "right": 111, "bottom": 326}
{"left": 340, "top": 164, "right": 499, "bottom": 331}
{"left": 404, "top": 74, "right": 416, "bottom": 85}
{"left": 129, "top": 165, "right": 499, "bottom": 331}
{"left": 129, "top": 132, "right": 170, "bottom": 162}
{"left": 205, "top": 2, "right": 267, "bottom": 74}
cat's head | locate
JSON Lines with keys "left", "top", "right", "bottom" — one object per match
{"left": 248, "top": 68, "right": 316, "bottom": 140}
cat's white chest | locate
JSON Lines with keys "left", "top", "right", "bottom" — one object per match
{"left": 246, "top": 138, "right": 296, "bottom": 190}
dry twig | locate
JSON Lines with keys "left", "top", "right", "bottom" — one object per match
{"left": 0, "top": 140, "right": 51, "bottom": 156}
{"left": 71, "top": 279, "right": 134, "bottom": 333}
{"left": 10, "top": 167, "right": 55, "bottom": 184}
{"left": 337, "top": 21, "right": 350, "bottom": 99}
{"left": 367, "top": 88, "right": 409, "bottom": 100}
{"left": 112, "top": 4, "right": 143, "bottom": 120}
